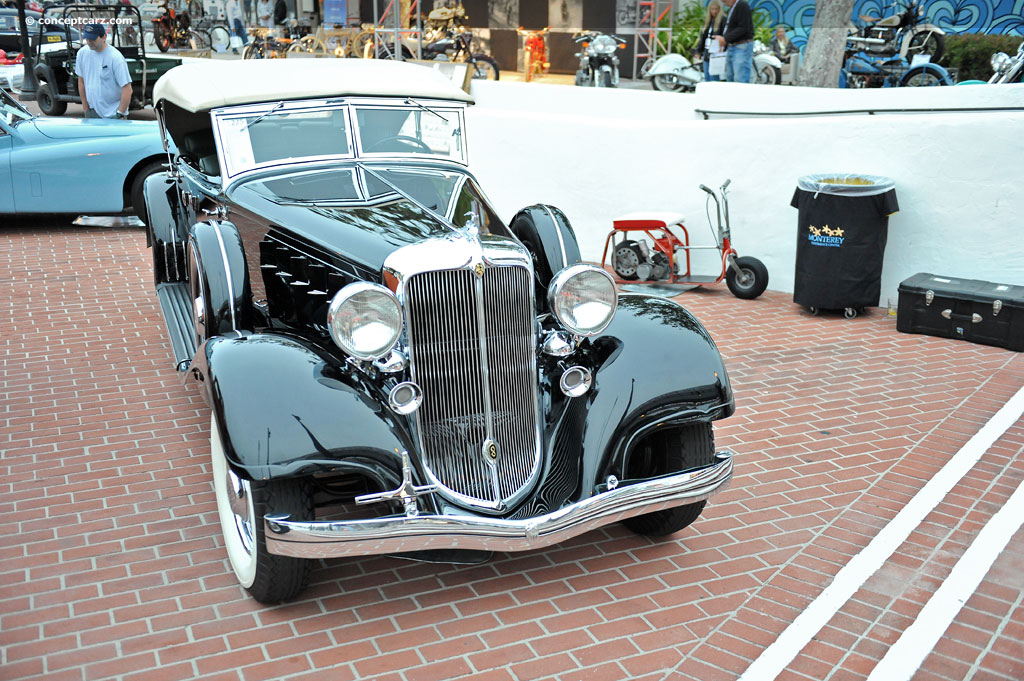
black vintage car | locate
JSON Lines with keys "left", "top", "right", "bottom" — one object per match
{"left": 0, "top": 7, "right": 75, "bottom": 55}
{"left": 145, "top": 58, "right": 737, "bottom": 603}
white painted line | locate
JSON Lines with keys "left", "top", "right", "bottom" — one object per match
{"left": 737, "top": 385, "right": 1024, "bottom": 681}
{"left": 865, "top": 471, "right": 1024, "bottom": 681}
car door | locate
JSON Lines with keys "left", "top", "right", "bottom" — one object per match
{"left": 0, "top": 123, "right": 14, "bottom": 213}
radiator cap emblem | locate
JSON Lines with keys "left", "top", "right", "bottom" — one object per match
{"left": 474, "top": 262, "right": 485, "bottom": 277}
{"left": 482, "top": 438, "right": 499, "bottom": 462}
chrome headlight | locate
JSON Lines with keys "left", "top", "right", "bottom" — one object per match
{"left": 547, "top": 265, "right": 617, "bottom": 337}
{"left": 327, "top": 282, "right": 403, "bottom": 360}
{"left": 991, "top": 52, "right": 1011, "bottom": 74}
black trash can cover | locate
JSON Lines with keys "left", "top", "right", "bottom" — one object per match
{"left": 791, "top": 174, "right": 899, "bottom": 310}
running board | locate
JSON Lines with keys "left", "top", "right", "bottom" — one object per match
{"left": 156, "top": 282, "right": 197, "bottom": 371}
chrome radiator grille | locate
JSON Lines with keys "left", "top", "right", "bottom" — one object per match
{"left": 405, "top": 266, "right": 540, "bottom": 508}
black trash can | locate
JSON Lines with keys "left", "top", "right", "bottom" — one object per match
{"left": 790, "top": 174, "right": 899, "bottom": 315}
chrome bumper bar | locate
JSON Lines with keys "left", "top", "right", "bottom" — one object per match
{"left": 265, "top": 451, "right": 733, "bottom": 559}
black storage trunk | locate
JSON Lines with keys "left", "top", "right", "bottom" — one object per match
{"left": 897, "top": 273, "right": 1024, "bottom": 352}
{"left": 791, "top": 174, "right": 899, "bottom": 311}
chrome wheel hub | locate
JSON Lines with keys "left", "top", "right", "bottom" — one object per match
{"left": 225, "top": 470, "right": 256, "bottom": 555}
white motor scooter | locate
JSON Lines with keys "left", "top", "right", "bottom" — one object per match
{"left": 642, "top": 44, "right": 784, "bottom": 91}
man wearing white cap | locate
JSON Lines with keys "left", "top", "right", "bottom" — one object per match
{"left": 76, "top": 22, "right": 132, "bottom": 119}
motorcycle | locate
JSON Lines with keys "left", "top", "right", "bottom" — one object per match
{"left": 374, "top": 2, "right": 499, "bottom": 80}
{"left": 989, "top": 40, "right": 1024, "bottom": 84}
{"left": 640, "top": 42, "right": 781, "bottom": 91}
{"left": 641, "top": 53, "right": 701, "bottom": 92}
{"left": 840, "top": 48, "right": 953, "bottom": 88}
{"left": 150, "top": 0, "right": 201, "bottom": 52}
{"left": 848, "top": 0, "right": 945, "bottom": 62}
{"left": 574, "top": 31, "right": 626, "bottom": 88}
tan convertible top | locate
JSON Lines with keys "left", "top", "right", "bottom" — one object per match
{"left": 154, "top": 58, "right": 474, "bottom": 113}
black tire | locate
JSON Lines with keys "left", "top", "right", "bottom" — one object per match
{"left": 154, "top": 23, "right": 171, "bottom": 52}
{"left": 726, "top": 255, "right": 769, "bottom": 299}
{"left": 612, "top": 240, "right": 645, "bottom": 281}
{"left": 756, "top": 63, "right": 782, "bottom": 85}
{"left": 622, "top": 422, "right": 715, "bottom": 536}
{"left": 651, "top": 73, "right": 684, "bottom": 92}
{"left": 209, "top": 24, "right": 231, "bottom": 51}
{"left": 129, "top": 161, "right": 166, "bottom": 225}
{"left": 242, "top": 43, "right": 260, "bottom": 59}
{"left": 905, "top": 30, "right": 945, "bottom": 62}
{"left": 35, "top": 81, "right": 66, "bottom": 116}
{"left": 211, "top": 415, "right": 312, "bottom": 603}
{"left": 901, "top": 67, "right": 947, "bottom": 87}
{"left": 470, "top": 54, "right": 499, "bottom": 80}
{"left": 600, "top": 70, "right": 613, "bottom": 87}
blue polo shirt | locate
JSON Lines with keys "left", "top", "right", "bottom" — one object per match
{"left": 75, "top": 44, "right": 131, "bottom": 118}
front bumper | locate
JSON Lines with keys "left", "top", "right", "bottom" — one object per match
{"left": 265, "top": 450, "right": 734, "bottom": 558}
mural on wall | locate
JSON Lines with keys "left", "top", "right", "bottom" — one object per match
{"left": 754, "top": 0, "right": 1024, "bottom": 46}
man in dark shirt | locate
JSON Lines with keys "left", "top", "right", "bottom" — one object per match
{"left": 717, "top": 0, "right": 754, "bottom": 83}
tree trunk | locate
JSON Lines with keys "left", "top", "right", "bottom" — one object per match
{"left": 796, "top": 0, "right": 857, "bottom": 88}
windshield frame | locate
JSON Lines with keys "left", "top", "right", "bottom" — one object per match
{"left": 0, "top": 87, "right": 34, "bottom": 128}
{"left": 210, "top": 97, "right": 469, "bottom": 187}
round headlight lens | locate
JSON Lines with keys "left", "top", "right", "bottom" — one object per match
{"left": 547, "top": 265, "right": 617, "bottom": 337}
{"left": 593, "top": 35, "right": 617, "bottom": 55}
{"left": 328, "top": 282, "right": 402, "bottom": 360}
{"left": 991, "top": 52, "right": 1011, "bottom": 73}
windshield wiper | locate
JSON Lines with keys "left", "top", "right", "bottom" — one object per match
{"left": 404, "top": 98, "right": 447, "bottom": 122}
{"left": 356, "top": 162, "right": 461, "bottom": 236}
{"left": 243, "top": 101, "right": 286, "bottom": 131}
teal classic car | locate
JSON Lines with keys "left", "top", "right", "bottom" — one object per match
{"left": 0, "top": 87, "right": 167, "bottom": 221}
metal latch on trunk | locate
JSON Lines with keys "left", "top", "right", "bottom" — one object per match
{"left": 925, "top": 290, "right": 934, "bottom": 305}
{"left": 993, "top": 300, "right": 1003, "bottom": 317}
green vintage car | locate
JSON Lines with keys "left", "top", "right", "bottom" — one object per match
{"left": 32, "top": 4, "right": 183, "bottom": 116}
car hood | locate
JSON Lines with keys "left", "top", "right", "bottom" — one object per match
{"left": 230, "top": 181, "right": 463, "bottom": 277}
{"left": 32, "top": 117, "right": 160, "bottom": 140}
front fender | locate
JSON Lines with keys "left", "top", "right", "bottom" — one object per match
{"left": 577, "top": 293, "right": 734, "bottom": 496}
{"left": 646, "top": 54, "right": 692, "bottom": 76}
{"left": 755, "top": 53, "right": 782, "bottom": 69}
{"left": 145, "top": 171, "right": 184, "bottom": 283}
{"left": 900, "top": 63, "right": 952, "bottom": 86}
{"left": 190, "top": 332, "right": 415, "bottom": 490}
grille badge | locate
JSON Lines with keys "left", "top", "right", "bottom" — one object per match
{"left": 482, "top": 438, "right": 500, "bottom": 462}
{"left": 474, "top": 262, "right": 485, "bottom": 277}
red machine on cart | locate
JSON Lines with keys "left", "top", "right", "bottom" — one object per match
{"left": 601, "top": 179, "right": 769, "bottom": 299}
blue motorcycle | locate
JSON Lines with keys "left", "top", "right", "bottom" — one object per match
{"left": 840, "top": 49, "right": 954, "bottom": 88}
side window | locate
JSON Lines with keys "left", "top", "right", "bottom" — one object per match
{"left": 451, "top": 181, "right": 502, "bottom": 234}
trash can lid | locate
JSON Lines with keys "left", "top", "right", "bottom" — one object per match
{"left": 797, "top": 173, "right": 895, "bottom": 197}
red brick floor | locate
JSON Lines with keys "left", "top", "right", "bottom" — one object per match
{"left": 2, "top": 219, "right": 1022, "bottom": 681}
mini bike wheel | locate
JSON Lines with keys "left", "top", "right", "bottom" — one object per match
{"left": 726, "top": 256, "right": 769, "bottom": 299}
{"left": 612, "top": 240, "right": 645, "bottom": 281}
{"left": 844, "top": 307, "right": 859, "bottom": 319}
{"left": 808, "top": 306, "right": 819, "bottom": 316}
{"left": 652, "top": 73, "right": 684, "bottom": 92}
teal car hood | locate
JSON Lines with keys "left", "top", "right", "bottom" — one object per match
{"left": 32, "top": 117, "right": 160, "bottom": 140}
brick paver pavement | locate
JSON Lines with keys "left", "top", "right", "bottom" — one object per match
{"left": 2, "top": 218, "right": 1022, "bottom": 681}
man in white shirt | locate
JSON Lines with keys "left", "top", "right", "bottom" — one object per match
{"left": 75, "top": 23, "right": 132, "bottom": 119}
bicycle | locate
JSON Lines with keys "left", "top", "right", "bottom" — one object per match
{"left": 287, "top": 25, "right": 354, "bottom": 57}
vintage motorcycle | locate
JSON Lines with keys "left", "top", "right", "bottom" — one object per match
{"left": 848, "top": 0, "right": 945, "bottom": 62}
{"left": 840, "top": 48, "right": 953, "bottom": 88}
{"left": 640, "top": 43, "right": 781, "bottom": 91}
{"left": 150, "top": 0, "right": 203, "bottom": 52}
{"left": 574, "top": 31, "right": 626, "bottom": 88}
{"left": 373, "top": 2, "right": 499, "bottom": 80}
{"left": 989, "top": 40, "right": 1024, "bottom": 84}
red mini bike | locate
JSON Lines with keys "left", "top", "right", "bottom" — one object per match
{"left": 601, "top": 179, "right": 769, "bottom": 299}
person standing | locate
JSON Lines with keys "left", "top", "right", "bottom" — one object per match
{"left": 76, "top": 23, "right": 132, "bottom": 119}
{"left": 256, "top": 0, "right": 273, "bottom": 29}
{"left": 694, "top": 0, "right": 726, "bottom": 82}
{"left": 717, "top": 0, "right": 754, "bottom": 83}
{"left": 225, "top": 0, "right": 247, "bottom": 53}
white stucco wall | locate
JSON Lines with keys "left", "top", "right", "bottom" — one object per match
{"left": 465, "top": 81, "right": 1024, "bottom": 304}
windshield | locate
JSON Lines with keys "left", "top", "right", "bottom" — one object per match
{"left": 212, "top": 99, "right": 468, "bottom": 179}
{"left": 354, "top": 104, "right": 465, "bottom": 162}
{"left": 0, "top": 88, "right": 33, "bottom": 126}
{"left": 215, "top": 105, "right": 353, "bottom": 177}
